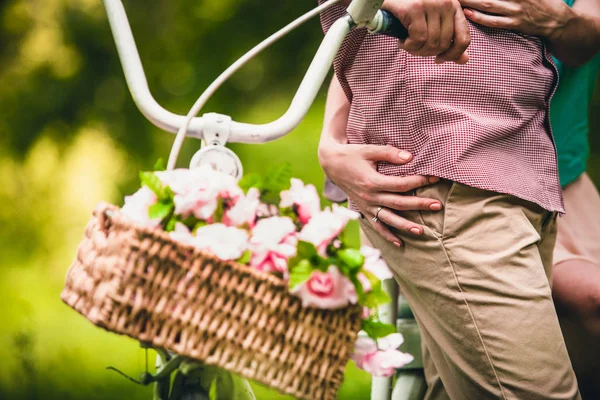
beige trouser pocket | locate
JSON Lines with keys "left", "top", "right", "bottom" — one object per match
{"left": 360, "top": 180, "right": 578, "bottom": 400}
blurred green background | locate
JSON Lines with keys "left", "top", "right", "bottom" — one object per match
{"left": 1, "top": 1, "right": 599, "bottom": 399}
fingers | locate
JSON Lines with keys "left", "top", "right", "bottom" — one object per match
{"left": 462, "top": 8, "right": 515, "bottom": 29}
{"left": 397, "top": 0, "right": 470, "bottom": 63}
{"left": 435, "top": 8, "right": 471, "bottom": 63}
{"left": 377, "top": 192, "right": 443, "bottom": 211}
{"left": 370, "top": 217, "right": 404, "bottom": 247}
{"left": 401, "top": 11, "right": 428, "bottom": 53}
{"left": 459, "top": 0, "right": 519, "bottom": 16}
{"left": 422, "top": 10, "right": 442, "bottom": 56}
{"left": 361, "top": 145, "right": 413, "bottom": 164}
{"left": 375, "top": 174, "right": 439, "bottom": 193}
{"left": 438, "top": 8, "right": 455, "bottom": 56}
{"left": 372, "top": 207, "right": 424, "bottom": 236}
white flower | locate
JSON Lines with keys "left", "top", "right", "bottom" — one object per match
{"left": 352, "top": 333, "right": 414, "bottom": 377}
{"left": 121, "top": 187, "right": 161, "bottom": 227}
{"left": 192, "top": 223, "right": 249, "bottom": 260}
{"left": 361, "top": 246, "right": 393, "bottom": 281}
{"left": 223, "top": 187, "right": 261, "bottom": 228}
{"left": 279, "top": 178, "right": 321, "bottom": 224}
{"left": 298, "top": 204, "right": 359, "bottom": 254}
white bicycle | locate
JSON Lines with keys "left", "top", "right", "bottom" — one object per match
{"left": 102, "top": 0, "right": 421, "bottom": 398}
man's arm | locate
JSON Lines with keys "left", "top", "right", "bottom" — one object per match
{"left": 459, "top": 0, "right": 600, "bottom": 67}
{"left": 318, "top": 76, "right": 442, "bottom": 246}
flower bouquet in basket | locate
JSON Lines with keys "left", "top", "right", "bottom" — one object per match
{"left": 61, "top": 160, "right": 413, "bottom": 400}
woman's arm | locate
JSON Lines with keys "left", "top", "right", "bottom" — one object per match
{"left": 318, "top": 76, "right": 443, "bottom": 245}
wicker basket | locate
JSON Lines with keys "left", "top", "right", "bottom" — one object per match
{"left": 61, "top": 203, "right": 362, "bottom": 400}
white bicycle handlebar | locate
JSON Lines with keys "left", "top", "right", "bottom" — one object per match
{"left": 103, "top": 0, "right": 390, "bottom": 144}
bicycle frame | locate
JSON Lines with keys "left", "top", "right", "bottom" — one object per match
{"left": 103, "top": 0, "right": 386, "bottom": 144}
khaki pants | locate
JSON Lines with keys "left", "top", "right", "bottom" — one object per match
{"left": 360, "top": 180, "right": 580, "bottom": 400}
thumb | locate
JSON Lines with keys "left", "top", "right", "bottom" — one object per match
{"left": 361, "top": 145, "right": 413, "bottom": 164}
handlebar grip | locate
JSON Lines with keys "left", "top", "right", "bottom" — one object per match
{"left": 375, "top": 10, "right": 408, "bottom": 40}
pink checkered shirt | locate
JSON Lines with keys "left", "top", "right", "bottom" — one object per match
{"left": 320, "top": 3, "right": 564, "bottom": 213}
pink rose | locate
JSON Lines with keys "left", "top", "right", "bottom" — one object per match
{"left": 250, "top": 245, "right": 294, "bottom": 276}
{"left": 366, "top": 349, "right": 415, "bottom": 377}
{"left": 361, "top": 246, "right": 393, "bottom": 281}
{"left": 291, "top": 266, "right": 357, "bottom": 310}
{"left": 352, "top": 333, "right": 414, "bottom": 377}
{"left": 249, "top": 217, "right": 297, "bottom": 276}
{"left": 223, "top": 187, "right": 261, "bottom": 228}
{"left": 279, "top": 178, "right": 321, "bottom": 224}
{"left": 352, "top": 337, "right": 378, "bottom": 365}
{"left": 156, "top": 168, "right": 219, "bottom": 220}
{"left": 156, "top": 166, "right": 243, "bottom": 221}
{"left": 298, "top": 204, "right": 359, "bottom": 255}
{"left": 121, "top": 187, "right": 161, "bottom": 227}
{"left": 192, "top": 223, "right": 248, "bottom": 260}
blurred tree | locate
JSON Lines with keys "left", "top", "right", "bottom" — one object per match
{"left": 0, "top": 0, "right": 326, "bottom": 157}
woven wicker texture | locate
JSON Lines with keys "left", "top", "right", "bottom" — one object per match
{"left": 61, "top": 203, "right": 362, "bottom": 400}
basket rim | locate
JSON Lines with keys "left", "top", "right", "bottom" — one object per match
{"left": 95, "top": 202, "right": 363, "bottom": 312}
{"left": 97, "top": 202, "right": 290, "bottom": 287}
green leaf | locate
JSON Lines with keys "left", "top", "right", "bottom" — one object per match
{"left": 139, "top": 171, "right": 172, "bottom": 200}
{"left": 179, "top": 214, "right": 198, "bottom": 229}
{"left": 362, "top": 287, "right": 392, "bottom": 309}
{"left": 153, "top": 158, "right": 166, "bottom": 171}
{"left": 337, "top": 227, "right": 352, "bottom": 248}
{"left": 209, "top": 378, "right": 218, "bottom": 400}
{"left": 238, "top": 173, "right": 263, "bottom": 193}
{"left": 237, "top": 250, "right": 252, "bottom": 265}
{"left": 289, "top": 259, "right": 314, "bottom": 289}
{"left": 349, "top": 273, "right": 365, "bottom": 300}
{"left": 259, "top": 190, "right": 281, "bottom": 206}
{"left": 297, "top": 241, "right": 318, "bottom": 259}
{"left": 361, "top": 319, "right": 397, "bottom": 340}
{"left": 260, "top": 162, "right": 293, "bottom": 205}
{"left": 362, "top": 269, "right": 382, "bottom": 293}
{"left": 278, "top": 207, "right": 297, "bottom": 222}
{"left": 337, "top": 249, "right": 365, "bottom": 272}
{"left": 148, "top": 200, "right": 173, "bottom": 220}
{"left": 165, "top": 216, "right": 178, "bottom": 232}
{"left": 264, "top": 162, "right": 292, "bottom": 193}
{"left": 213, "top": 197, "right": 224, "bottom": 223}
{"left": 288, "top": 241, "right": 318, "bottom": 270}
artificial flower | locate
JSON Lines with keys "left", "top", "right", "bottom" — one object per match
{"left": 223, "top": 187, "right": 261, "bottom": 228}
{"left": 352, "top": 333, "right": 414, "bottom": 377}
{"left": 121, "top": 187, "right": 161, "bottom": 227}
{"left": 249, "top": 216, "right": 297, "bottom": 276}
{"left": 279, "top": 178, "right": 321, "bottom": 224}
{"left": 291, "top": 266, "right": 357, "bottom": 309}
{"left": 361, "top": 246, "right": 393, "bottom": 281}
{"left": 298, "top": 204, "right": 359, "bottom": 254}
{"left": 192, "top": 223, "right": 248, "bottom": 260}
